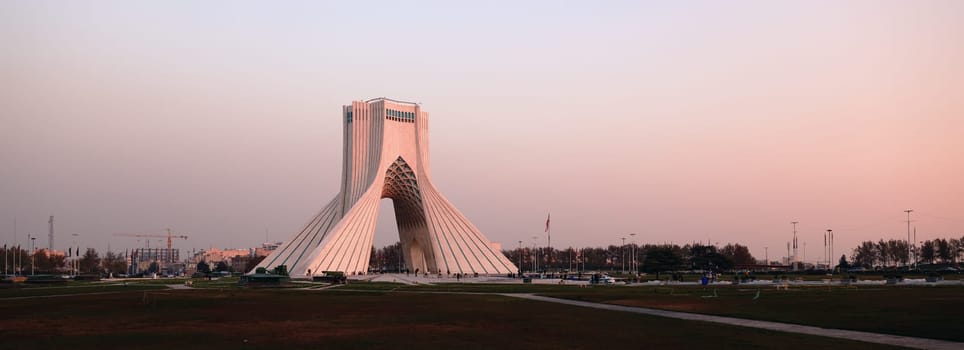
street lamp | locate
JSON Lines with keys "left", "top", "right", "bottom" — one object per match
{"left": 30, "top": 235, "right": 36, "bottom": 275}
{"left": 826, "top": 229, "right": 833, "bottom": 273}
{"left": 531, "top": 236, "right": 539, "bottom": 273}
{"left": 630, "top": 233, "right": 637, "bottom": 276}
{"left": 621, "top": 237, "right": 626, "bottom": 273}
{"left": 71, "top": 233, "right": 80, "bottom": 276}
{"left": 518, "top": 240, "right": 523, "bottom": 276}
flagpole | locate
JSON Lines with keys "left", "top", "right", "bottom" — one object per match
{"left": 545, "top": 213, "right": 551, "bottom": 274}
{"left": 13, "top": 217, "right": 17, "bottom": 276}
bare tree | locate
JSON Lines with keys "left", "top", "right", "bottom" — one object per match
{"left": 78, "top": 248, "right": 101, "bottom": 274}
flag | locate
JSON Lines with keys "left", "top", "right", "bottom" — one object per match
{"left": 545, "top": 213, "right": 550, "bottom": 232}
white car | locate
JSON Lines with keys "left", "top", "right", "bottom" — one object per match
{"left": 591, "top": 274, "right": 616, "bottom": 284}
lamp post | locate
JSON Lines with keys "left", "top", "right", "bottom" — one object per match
{"left": 72, "top": 233, "right": 80, "bottom": 276}
{"left": 517, "top": 240, "right": 522, "bottom": 276}
{"left": 904, "top": 209, "right": 913, "bottom": 268}
{"left": 568, "top": 247, "right": 573, "bottom": 273}
{"left": 621, "top": 237, "right": 626, "bottom": 274}
{"left": 30, "top": 235, "right": 36, "bottom": 275}
{"left": 630, "top": 233, "right": 637, "bottom": 276}
{"left": 826, "top": 229, "right": 833, "bottom": 274}
{"left": 531, "top": 236, "right": 539, "bottom": 273}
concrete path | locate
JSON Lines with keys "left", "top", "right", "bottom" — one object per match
{"left": 367, "top": 274, "right": 424, "bottom": 285}
{"left": 506, "top": 294, "right": 963, "bottom": 350}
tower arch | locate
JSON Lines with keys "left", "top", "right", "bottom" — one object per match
{"left": 253, "top": 99, "right": 517, "bottom": 277}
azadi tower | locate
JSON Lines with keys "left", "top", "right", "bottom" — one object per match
{"left": 254, "top": 98, "right": 517, "bottom": 277}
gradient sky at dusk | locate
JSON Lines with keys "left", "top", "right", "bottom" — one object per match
{"left": 2, "top": 1, "right": 962, "bottom": 262}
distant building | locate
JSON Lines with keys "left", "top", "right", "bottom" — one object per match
{"left": 185, "top": 245, "right": 276, "bottom": 274}
{"left": 35, "top": 248, "right": 64, "bottom": 258}
{"left": 129, "top": 248, "right": 180, "bottom": 274}
{"left": 254, "top": 242, "right": 283, "bottom": 258}
{"left": 191, "top": 248, "right": 250, "bottom": 265}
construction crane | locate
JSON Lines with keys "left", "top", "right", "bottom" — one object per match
{"left": 113, "top": 228, "right": 188, "bottom": 264}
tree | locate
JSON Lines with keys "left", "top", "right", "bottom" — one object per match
{"left": 936, "top": 239, "right": 951, "bottom": 263}
{"left": 687, "top": 244, "right": 733, "bottom": 272}
{"left": 719, "top": 243, "right": 756, "bottom": 265}
{"left": 215, "top": 261, "right": 229, "bottom": 272}
{"left": 952, "top": 237, "right": 963, "bottom": 263}
{"left": 101, "top": 251, "right": 127, "bottom": 275}
{"left": 231, "top": 255, "right": 267, "bottom": 273}
{"left": 579, "top": 247, "right": 609, "bottom": 271}
{"left": 369, "top": 242, "right": 403, "bottom": 272}
{"left": 32, "top": 250, "right": 66, "bottom": 273}
{"left": 196, "top": 261, "right": 211, "bottom": 274}
{"left": 642, "top": 246, "right": 683, "bottom": 278}
{"left": 876, "top": 239, "right": 908, "bottom": 267}
{"left": 838, "top": 255, "right": 850, "bottom": 270}
{"left": 78, "top": 248, "right": 101, "bottom": 274}
{"left": 852, "top": 241, "right": 878, "bottom": 268}
{"left": 921, "top": 240, "right": 935, "bottom": 264}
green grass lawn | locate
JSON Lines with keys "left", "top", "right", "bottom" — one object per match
{"left": 541, "top": 284, "right": 964, "bottom": 342}
{"left": 0, "top": 288, "right": 909, "bottom": 350}
{"left": 0, "top": 283, "right": 166, "bottom": 298}
{"left": 608, "top": 272, "right": 963, "bottom": 282}
{"left": 337, "top": 281, "right": 580, "bottom": 293}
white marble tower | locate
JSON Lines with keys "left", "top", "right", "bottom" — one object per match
{"left": 253, "top": 98, "right": 517, "bottom": 277}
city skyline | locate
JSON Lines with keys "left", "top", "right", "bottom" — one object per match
{"left": 2, "top": 1, "right": 963, "bottom": 262}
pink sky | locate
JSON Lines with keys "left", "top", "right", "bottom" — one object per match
{"left": 1, "top": 1, "right": 962, "bottom": 262}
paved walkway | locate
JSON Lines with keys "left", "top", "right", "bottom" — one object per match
{"left": 366, "top": 274, "right": 425, "bottom": 285}
{"left": 506, "top": 294, "right": 963, "bottom": 350}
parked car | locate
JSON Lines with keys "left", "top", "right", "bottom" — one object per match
{"left": 590, "top": 273, "right": 615, "bottom": 284}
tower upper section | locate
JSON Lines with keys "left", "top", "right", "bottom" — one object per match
{"left": 339, "top": 98, "right": 432, "bottom": 206}
{"left": 345, "top": 97, "right": 425, "bottom": 124}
